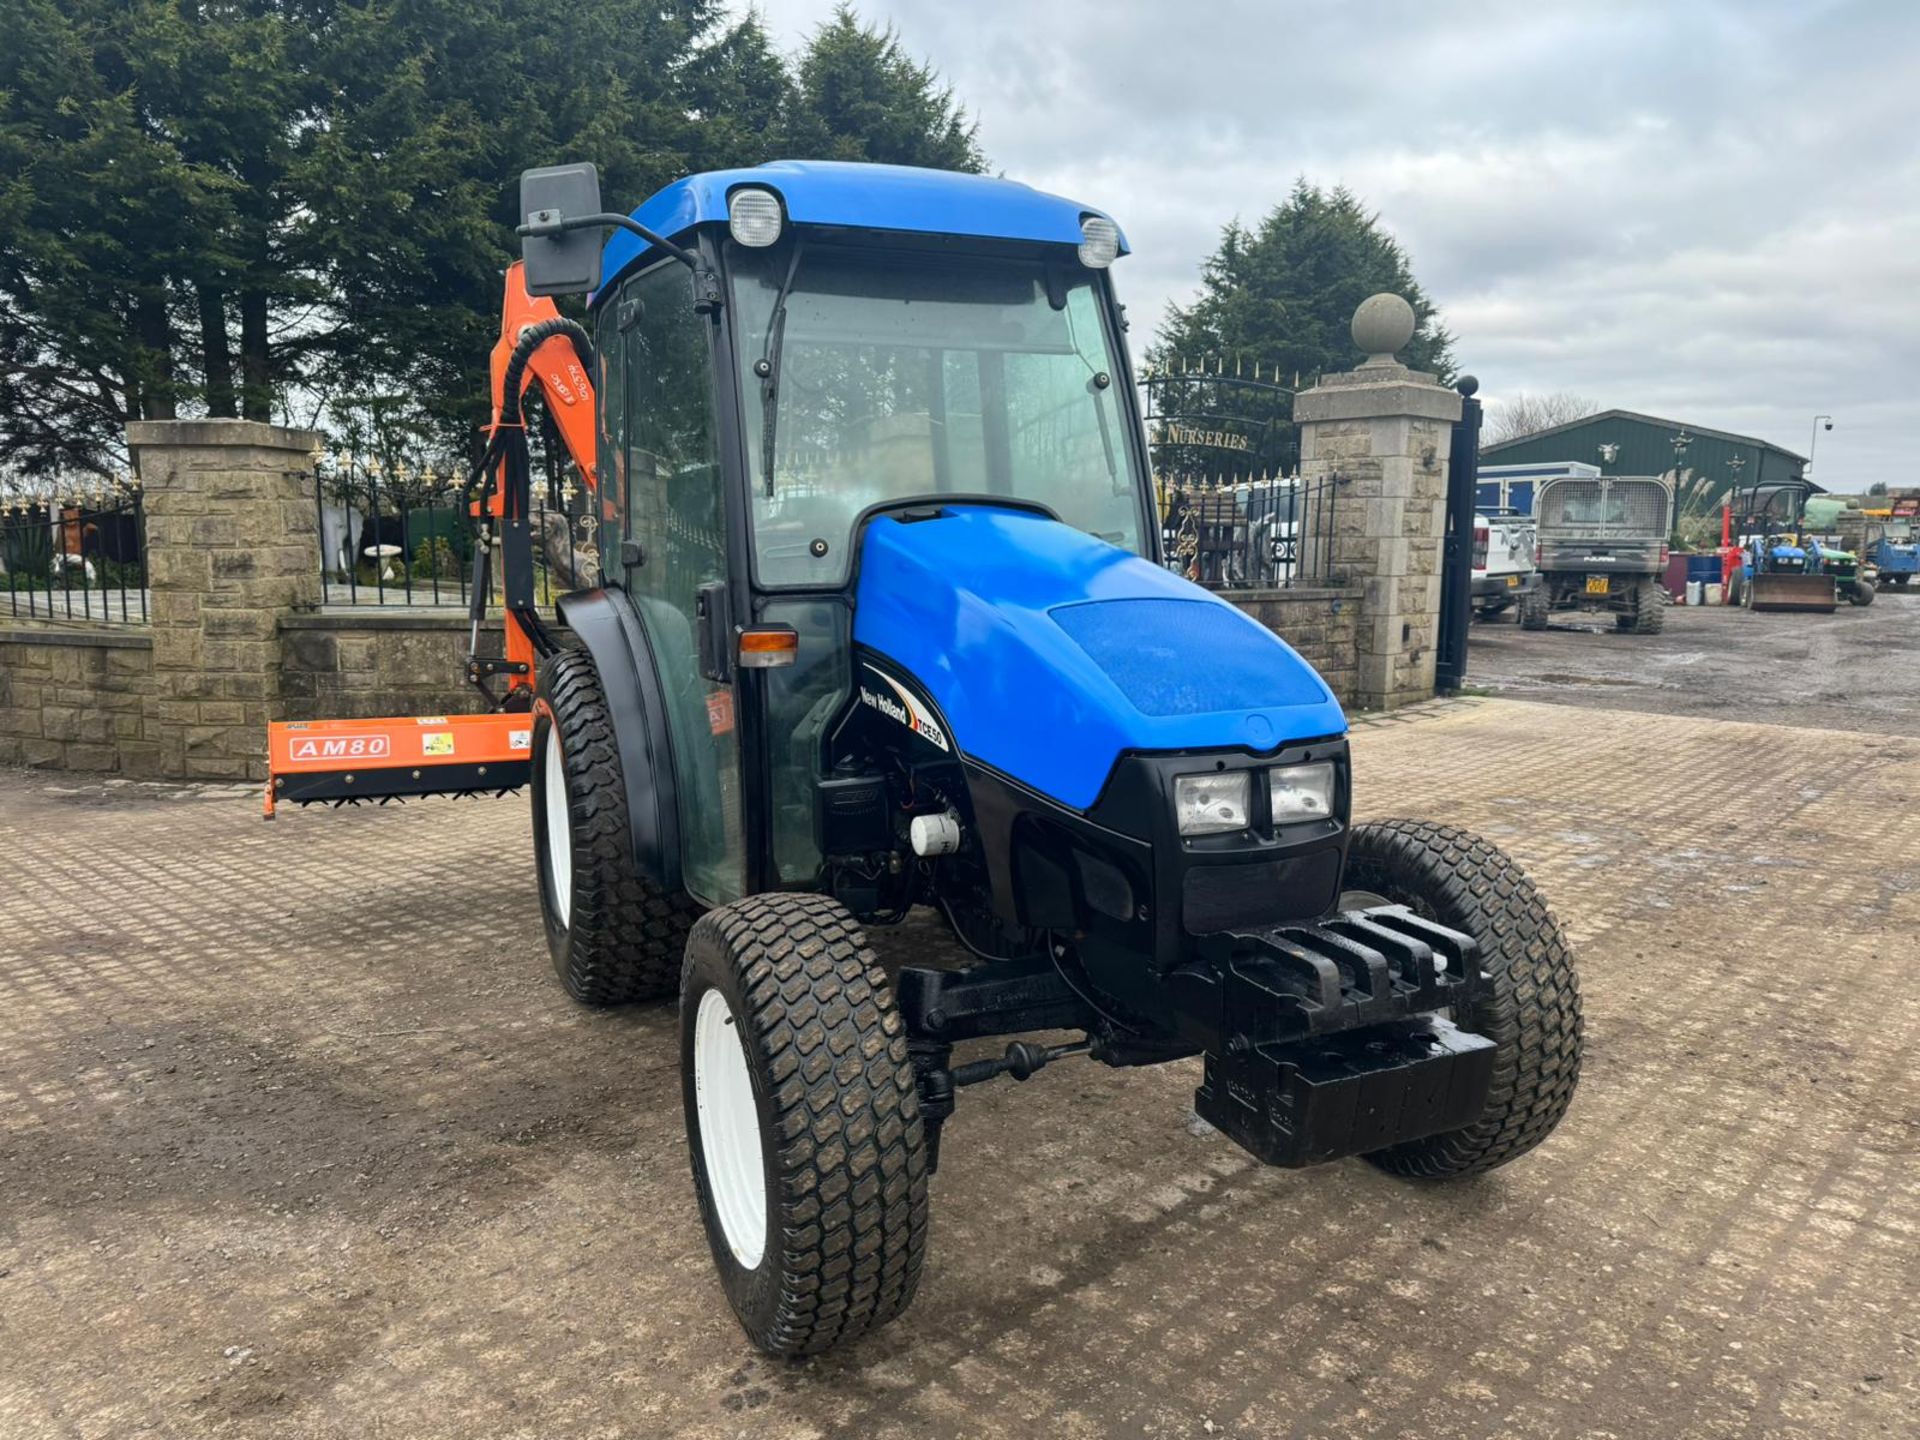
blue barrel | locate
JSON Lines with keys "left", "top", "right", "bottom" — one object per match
{"left": 1686, "top": 554, "right": 1720, "bottom": 583}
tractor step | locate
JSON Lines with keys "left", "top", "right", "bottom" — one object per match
{"left": 264, "top": 712, "right": 533, "bottom": 817}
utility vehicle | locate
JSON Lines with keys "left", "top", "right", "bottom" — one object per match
{"left": 1519, "top": 473, "right": 1671, "bottom": 633}
{"left": 1471, "top": 507, "right": 1538, "bottom": 620}
{"left": 266, "top": 161, "right": 1583, "bottom": 1356}
{"left": 1866, "top": 515, "right": 1917, "bottom": 588}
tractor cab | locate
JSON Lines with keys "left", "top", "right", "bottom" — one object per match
{"left": 550, "top": 162, "right": 1164, "bottom": 904}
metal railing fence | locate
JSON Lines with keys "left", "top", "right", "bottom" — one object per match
{"left": 1157, "top": 471, "right": 1343, "bottom": 591}
{"left": 315, "top": 469, "right": 596, "bottom": 608}
{"left": 2, "top": 487, "right": 148, "bottom": 624}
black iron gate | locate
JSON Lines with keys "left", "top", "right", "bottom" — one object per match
{"left": 1435, "top": 376, "right": 1482, "bottom": 693}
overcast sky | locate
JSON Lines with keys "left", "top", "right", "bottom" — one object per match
{"left": 750, "top": 0, "right": 1916, "bottom": 490}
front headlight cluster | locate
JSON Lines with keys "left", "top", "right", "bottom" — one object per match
{"left": 1173, "top": 762, "right": 1338, "bottom": 837}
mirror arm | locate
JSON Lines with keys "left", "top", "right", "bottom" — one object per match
{"left": 517, "top": 211, "right": 722, "bottom": 310}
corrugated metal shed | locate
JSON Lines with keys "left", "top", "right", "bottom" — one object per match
{"left": 1482, "top": 409, "right": 1812, "bottom": 502}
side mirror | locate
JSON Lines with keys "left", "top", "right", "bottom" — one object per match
{"left": 519, "top": 163, "right": 604, "bottom": 296}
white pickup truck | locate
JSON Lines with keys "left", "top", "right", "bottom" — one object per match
{"left": 1473, "top": 508, "right": 1540, "bottom": 620}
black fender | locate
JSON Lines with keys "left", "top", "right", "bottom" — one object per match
{"left": 553, "top": 588, "right": 682, "bottom": 893}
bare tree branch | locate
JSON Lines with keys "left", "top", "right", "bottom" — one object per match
{"left": 1485, "top": 391, "right": 1599, "bottom": 444}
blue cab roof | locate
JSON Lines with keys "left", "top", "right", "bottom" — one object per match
{"left": 596, "top": 160, "right": 1128, "bottom": 295}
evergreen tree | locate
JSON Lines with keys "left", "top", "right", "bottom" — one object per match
{"left": 1152, "top": 181, "right": 1454, "bottom": 478}
{"left": 787, "top": 6, "right": 984, "bottom": 171}
{"left": 0, "top": 1, "right": 987, "bottom": 478}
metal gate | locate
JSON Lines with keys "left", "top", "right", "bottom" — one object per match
{"left": 1435, "top": 377, "right": 1482, "bottom": 693}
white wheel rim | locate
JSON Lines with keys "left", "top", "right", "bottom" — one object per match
{"left": 543, "top": 730, "right": 572, "bottom": 929}
{"left": 693, "top": 988, "right": 767, "bottom": 1269}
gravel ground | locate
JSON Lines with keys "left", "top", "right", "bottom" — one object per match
{"left": 1466, "top": 585, "right": 1920, "bottom": 736}
{"left": 2, "top": 698, "right": 1917, "bottom": 1438}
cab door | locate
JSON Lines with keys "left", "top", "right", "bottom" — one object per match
{"left": 600, "top": 259, "right": 744, "bottom": 903}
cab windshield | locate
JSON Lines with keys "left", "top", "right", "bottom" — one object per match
{"left": 731, "top": 245, "right": 1147, "bottom": 587}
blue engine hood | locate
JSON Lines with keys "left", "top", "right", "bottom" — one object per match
{"left": 851, "top": 506, "right": 1346, "bottom": 810}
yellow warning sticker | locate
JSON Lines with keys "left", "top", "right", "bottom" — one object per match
{"left": 422, "top": 732, "right": 455, "bottom": 757}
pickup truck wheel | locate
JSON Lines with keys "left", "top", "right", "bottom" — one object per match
{"left": 1342, "top": 820, "right": 1583, "bottom": 1179}
{"left": 1518, "top": 588, "right": 1549, "bottom": 630}
{"left": 681, "top": 893, "right": 930, "bottom": 1357}
{"left": 532, "top": 650, "right": 701, "bottom": 1006}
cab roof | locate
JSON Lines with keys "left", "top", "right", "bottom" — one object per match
{"left": 596, "top": 160, "right": 1128, "bottom": 295}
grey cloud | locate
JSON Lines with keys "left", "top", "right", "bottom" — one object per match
{"left": 751, "top": 0, "right": 1919, "bottom": 486}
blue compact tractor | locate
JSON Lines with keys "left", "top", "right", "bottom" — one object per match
{"left": 293, "top": 162, "right": 1585, "bottom": 1355}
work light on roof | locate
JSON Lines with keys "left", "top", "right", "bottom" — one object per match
{"left": 1078, "top": 215, "right": 1119, "bottom": 269}
{"left": 728, "top": 188, "right": 783, "bottom": 247}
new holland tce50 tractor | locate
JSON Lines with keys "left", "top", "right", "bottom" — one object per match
{"left": 266, "top": 161, "right": 1583, "bottom": 1356}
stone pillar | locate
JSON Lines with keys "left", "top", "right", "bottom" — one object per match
{"left": 129, "top": 419, "right": 322, "bottom": 780}
{"left": 1295, "top": 296, "right": 1462, "bottom": 709}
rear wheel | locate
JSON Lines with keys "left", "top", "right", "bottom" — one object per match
{"left": 681, "top": 893, "right": 931, "bottom": 1356}
{"left": 532, "top": 649, "right": 701, "bottom": 1006}
{"left": 1847, "top": 579, "right": 1876, "bottom": 606}
{"left": 1518, "top": 587, "right": 1549, "bottom": 631}
{"left": 1626, "top": 579, "right": 1665, "bottom": 633}
{"left": 1342, "top": 820, "right": 1583, "bottom": 1179}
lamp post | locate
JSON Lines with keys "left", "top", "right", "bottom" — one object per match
{"left": 1669, "top": 432, "right": 1692, "bottom": 546}
{"left": 1670, "top": 430, "right": 1693, "bottom": 478}
{"left": 1808, "top": 414, "right": 1833, "bottom": 478}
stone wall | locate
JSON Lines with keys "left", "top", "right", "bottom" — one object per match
{"left": 1296, "top": 350, "right": 1461, "bottom": 709}
{"left": 0, "top": 615, "right": 498, "bottom": 776}
{"left": 1230, "top": 586, "right": 1361, "bottom": 705}
{"left": 0, "top": 628, "right": 159, "bottom": 773}
{"left": 132, "top": 419, "right": 323, "bottom": 779}
{"left": 281, "top": 614, "right": 500, "bottom": 723}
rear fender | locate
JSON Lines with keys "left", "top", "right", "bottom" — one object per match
{"left": 554, "top": 589, "right": 683, "bottom": 892}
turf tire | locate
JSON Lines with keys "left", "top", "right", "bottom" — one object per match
{"left": 1847, "top": 579, "right": 1876, "bottom": 606}
{"left": 532, "top": 649, "right": 700, "bottom": 1006}
{"left": 1343, "top": 819, "right": 1583, "bottom": 1180}
{"left": 681, "top": 893, "right": 931, "bottom": 1357}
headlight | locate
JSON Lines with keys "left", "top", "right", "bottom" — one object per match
{"left": 728, "top": 187, "right": 783, "bottom": 247}
{"left": 1175, "top": 772, "right": 1250, "bottom": 836}
{"left": 1269, "top": 761, "right": 1337, "bottom": 823}
{"left": 1078, "top": 215, "right": 1120, "bottom": 268}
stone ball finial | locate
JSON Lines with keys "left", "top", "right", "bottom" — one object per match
{"left": 1351, "top": 293, "right": 1416, "bottom": 364}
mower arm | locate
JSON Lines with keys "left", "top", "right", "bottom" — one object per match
{"left": 262, "top": 264, "right": 603, "bottom": 817}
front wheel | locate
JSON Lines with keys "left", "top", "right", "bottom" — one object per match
{"left": 1847, "top": 579, "right": 1876, "bottom": 606}
{"left": 681, "top": 894, "right": 931, "bottom": 1356}
{"left": 1342, "top": 820, "right": 1583, "bottom": 1179}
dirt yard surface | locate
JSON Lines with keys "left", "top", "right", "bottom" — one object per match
{"left": 1468, "top": 586, "right": 1920, "bottom": 736}
{"left": 3, "top": 699, "right": 1917, "bottom": 1439}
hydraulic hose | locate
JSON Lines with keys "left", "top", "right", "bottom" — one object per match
{"left": 498, "top": 318, "right": 596, "bottom": 431}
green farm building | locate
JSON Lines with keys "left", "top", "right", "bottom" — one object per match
{"left": 1482, "top": 410, "right": 1809, "bottom": 503}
